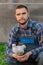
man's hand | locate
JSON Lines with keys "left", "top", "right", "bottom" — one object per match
{"left": 18, "top": 51, "right": 32, "bottom": 62}
{"left": 12, "top": 51, "right": 32, "bottom": 62}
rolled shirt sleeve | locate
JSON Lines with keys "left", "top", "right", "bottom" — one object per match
{"left": 6, "top": 26, "right": 18, "bottom": 57}
{"left": 31, "top": 23, "right": 43, "bottom": 55}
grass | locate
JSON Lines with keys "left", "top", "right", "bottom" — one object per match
{"left": 0, "top": 44, "right": 7, "bottom": 65}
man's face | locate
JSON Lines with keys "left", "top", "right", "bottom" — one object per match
{"left": 15, "top": 8, "right": 29, "bottom": 25}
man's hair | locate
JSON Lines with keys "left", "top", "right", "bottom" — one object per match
{"left": 16, "top": 5, "right": 28, "bottom": 12}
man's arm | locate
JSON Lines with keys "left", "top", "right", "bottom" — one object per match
{"left": 6, "top": 26, "right": 17, "bottom": 57}
{"left": 31, "top": 23, "right": 43, "bottom": 55}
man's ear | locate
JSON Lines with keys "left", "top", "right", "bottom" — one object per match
{"left": 28, "top": 12, "right": 30, "bottom": 17}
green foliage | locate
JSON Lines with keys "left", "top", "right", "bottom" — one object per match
{"left": 0, "top": 44, "right": 7, "bottom": 65}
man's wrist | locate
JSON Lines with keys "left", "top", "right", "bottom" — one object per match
{"left": 12, "top": 53, "right": 18, "bottom": 59}
{"left": 12, "top": 54, "right": 15, "bottom": 57}
{"left": 29, "top": 51, "right": 32, "bottom": 55}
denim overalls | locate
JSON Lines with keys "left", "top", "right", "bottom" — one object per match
{"left": 17, "top": 35, "right": 39, "bottom": 55}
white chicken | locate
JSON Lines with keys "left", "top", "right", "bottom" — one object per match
{"left": 12, "top": 44, "right": 26, "bottom": 55}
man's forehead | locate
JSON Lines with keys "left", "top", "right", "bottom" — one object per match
{"left": 16, "top": 8, "right": 27, "bottom": 13}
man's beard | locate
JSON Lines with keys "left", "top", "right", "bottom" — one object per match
{"left": 20, "top": 21, "right": 27, "bottom": 25}
{"left": 19, "top": 18, "right": 28, "bottom": 25}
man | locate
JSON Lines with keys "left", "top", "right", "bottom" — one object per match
{"left": 6, "top": 5, "right": 43, "bottom": 65}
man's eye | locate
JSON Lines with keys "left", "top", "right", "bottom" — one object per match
{"left": 16, "top": 14, "right": 20, "bottom": 15}
{"left": 22, "top": 12, "right": 26, "bottom": 14}
{"left": 16, "top": 12, "right": 26, "bottom": 15}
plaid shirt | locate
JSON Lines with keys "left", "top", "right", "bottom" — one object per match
{"left": 7, "top": 18, "right": 43, "bottom": 57}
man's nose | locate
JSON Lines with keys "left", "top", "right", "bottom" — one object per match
{"left": 20, "top": 14, "right": 23, "bottom": 18}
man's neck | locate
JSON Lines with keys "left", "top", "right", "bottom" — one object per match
{"left": 20, "top": 22, "right": 28, "bottom": 29}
